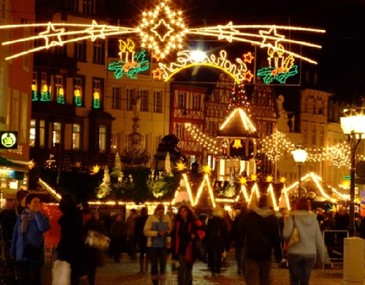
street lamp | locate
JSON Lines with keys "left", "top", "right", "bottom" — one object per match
{"left": 340, "top": 107, "right": 365, "bottom": 236}
{"left": 292, "top": 146, "right": 308, "bottom": 198}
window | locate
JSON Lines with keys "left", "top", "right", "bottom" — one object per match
{"left": 55, "top": 75, "right": 65, "bottom": 104}
{"left": 178, "top": 92, "right": 186, "bottom": 108}
{"left": 74, "top": 40, "right": 86, "bottom": 61}
{"left": 92, "top": 78, "right": 103, "bottom": 109}
{"left": 93, "top": 39, "right": 105, "bottom": 64}
{"left": 192, "top": 93, "right": 200, "bottom": 110}
{"left": 82, "top": 0, "right": 94, "bottom": 15}
{"left": 126, "top": 88, "right": 135, "bottom": 110}
{"left": 72, "top": 124, "right": 81, "bottom": 150}
{"left": 73, "top": 77, "right": 84, "bottom": 107}
{"left": 30, "top": 119, "right": 36, "bottom": 147}
{"left": 112, "top": 87, "right": 121, "bottom": 109}
{"left": 40, "top": 120, "right": 45, "bottom": 148}
{"left": 52, "top": 122, "right": 61, "bottom": 147}
{"left": 140, "top": 89, "right": 149, "bottom": 112}
{"left": 176, "top": 123, "right": 184, "bottom": 139}
{"left": 153, "top": 90, "right": 162, "bottom": 113}
{"left": 99, "top": 125, "right": 106, "bottom": 152}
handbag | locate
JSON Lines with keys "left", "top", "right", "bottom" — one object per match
{"left": 23, "top": 243, "right": 43, "bottom": 259}
{"left": 51, "top": 260, "right": 71, "bottom": 285}
{"left": 287, "top": 216, "right": 300, "bottom": 248}
{"left": 85, "top": 230, "right": 110, "bottom": 251}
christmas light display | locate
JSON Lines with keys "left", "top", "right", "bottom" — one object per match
{"left": 184, "top": 123, "right": 219, "bottom": 154}
{"left": 0, "top": 0, "right": 325, "bottom": 66}
{"left": 108, "top": 39, "right": 150, "bottom": 79}
{"left": 257, "top": 44, "right": 298, "bottom": 84}
{"left": 260, "top": 131, "right": 294, "bottom": 162}
{"left": 219, "top": 107, "right": 257, "bottom": 134}
{"left": 154, "top": 49, "right": 254, "bottom": 83}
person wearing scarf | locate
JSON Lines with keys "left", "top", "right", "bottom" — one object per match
{"left": 10, "top": 193, "right": 50, "bottom": 285}
{"left": 171, "top": 205, "right": 205, "bottom": 285}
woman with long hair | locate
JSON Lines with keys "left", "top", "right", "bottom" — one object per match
{"left": 171, "top": 205, "right": 204, "bottom": 285}
{"left": 283, "top": 197, "right": 325, "bottom": 285}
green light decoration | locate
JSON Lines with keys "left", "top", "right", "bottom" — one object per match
{"left": 74, "top": 96, "right": 82, "bottom": 107}
{"left": 108, "top": 49, "right": 150, "bottom": 79}
{"left": 40, "top": 91, "right": 51, "bottom": 101}
{"left": 257, "top": 45, "right": 298, "bottom": 84}
{"left": 93, "top": 91, "right": 101, "bottom": 109}
{"left": 57, "top": 89, "right": 65, "bottom": 104}
{"left": 257, "top": 64, "right": 298, "bottom": 84}
{"left": 74, "top": 90, "right": 82, "bottom": 106}
{"left": 32, "top": 91, "right": 38, "bottom": 101}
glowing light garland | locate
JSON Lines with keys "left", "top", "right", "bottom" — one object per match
{"left": 154, "top": 49, "right": 254, "bottom": 83}
{"left": 184, "top": 123, "right": 220, "bottom": 154}
{"left": 0, "top": 0, "right": 325, "bottom": 65}
{"left": 260, "top": 131, "right": 294, "bottom": 162}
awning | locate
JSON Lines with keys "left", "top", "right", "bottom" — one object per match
{"left": 0, "top": 156, "right": 26, "bottom": 171}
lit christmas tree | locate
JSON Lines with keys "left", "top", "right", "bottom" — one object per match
{"left": 96, "top": 167, "right": 111, "bottom": 198}
{"left": 227, "top": 83, "right": 251, "bottom": 115}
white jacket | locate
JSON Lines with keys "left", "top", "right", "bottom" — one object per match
{"left": 283, "top": 210, "right": 325, "bottom": 263}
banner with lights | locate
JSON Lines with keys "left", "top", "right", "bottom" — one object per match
{"left": 0, "top": 0, "right": 325, "bottom": 86}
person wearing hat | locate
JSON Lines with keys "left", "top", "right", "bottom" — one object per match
{"left": 143, "top": 204, "right": 172, "bottom": 285}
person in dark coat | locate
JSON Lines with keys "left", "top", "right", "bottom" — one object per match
{"left": 0, "top": 198, "right": 17, "bottom": 271}
{"left": 10, "top": 193, "right": 50, "bottom": 285}
{"left": 242, "top": 194, "right": 282, "bottom": 285}
{"left": 134, "top": 207, "right": 149, "bottom": 273}
{"left": 231, "top": 203, "right": 248, "bottom": 276}
{"left": 83, "top": 208, "right": 108, "bottom": 285}
{"left": 109, "top": 212, "right": 125, "bottom": 263}
{"left": 56, "top": 193, "right": 85, "bottom": 285}
{"left": 205, "top": 206, "right": 229, "bottom": 276}
{"left": 171, "top": 205, "right": 205, "bottom": 285}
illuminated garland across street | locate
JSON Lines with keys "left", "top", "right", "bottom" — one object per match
{"left": 154, "top": 50, "right": 254, "bottom": 83}
{"left": 0, "top": 0, "right": 325, "bottom": 68}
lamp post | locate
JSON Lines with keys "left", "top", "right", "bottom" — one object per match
{"left": 340, "top": 108, "right": 365, "bottom": 236}
{"left": 292, "top": 146, "right": 308, "bottom": 198}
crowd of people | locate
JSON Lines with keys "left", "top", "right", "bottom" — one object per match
{"left": 0, "top": 189, "right": 362, "bottom": 285}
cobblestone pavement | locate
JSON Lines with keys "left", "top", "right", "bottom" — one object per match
{"left": 90, "top": 252, "right": 343, "bottom": 285}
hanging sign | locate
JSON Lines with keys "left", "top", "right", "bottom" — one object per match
{"left": 0, "top": 131, "right": 18, "bottom": 149}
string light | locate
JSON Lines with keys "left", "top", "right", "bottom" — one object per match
{"left": 184, "top": 123, "right": 220, "bottom": 154}
{"left": 0, "top": 1, "right": 325, "bottom": 64}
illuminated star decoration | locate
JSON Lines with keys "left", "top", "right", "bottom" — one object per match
{"left": 39, "top": 22, "right": 65, "bottom": 48}
{"left": 202, "top": 165, "right": 212, "bottom": 174}
{"left": 176, "top": 162, "right": 187, "bottom": 171}
{"left": 266, "top": 175, "right": 274, "bottom": 183}
{"left": 239, "top": 177, "right": 247, "bottom": 185}
{"left": 137, "top": 0, "right": 187, "bottom": 60}
{"left": 0, "top": 0, "right": 325, "bottom": 66}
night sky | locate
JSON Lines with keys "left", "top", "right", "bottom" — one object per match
{"left": 176, "top": 0, "right": 365, "bottom": 104}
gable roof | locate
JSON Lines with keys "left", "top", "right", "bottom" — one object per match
{"left": 217, "top": 107, "right": 258, "bottom": 138}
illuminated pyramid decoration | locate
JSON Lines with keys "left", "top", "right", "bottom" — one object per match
{"left": 217, "top": 84, "right": 258, "bottom": 138}
{"left": 217, "top": 107, "right": 258, "bottom": 138}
